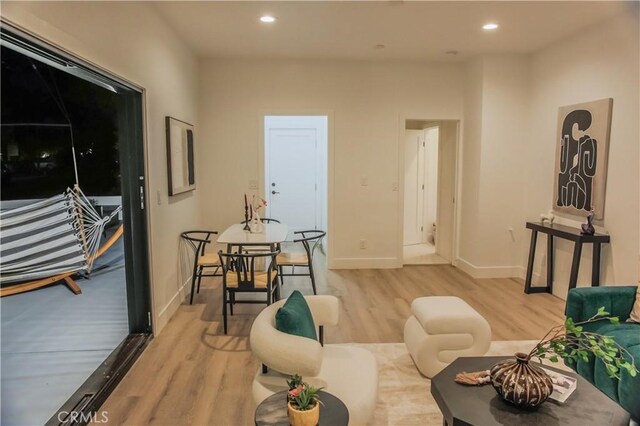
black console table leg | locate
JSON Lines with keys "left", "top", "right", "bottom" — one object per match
{"left": 524, "top": 230, "right": 538, "bottom": 293}
{"left": 592, "top": 242, "right": 602, "bottom": 287}
{"left": 569, "top": 242, "right": 583, "bottom": 290}
{"left": 546, "top": 235, "right": 554, "bottom": 293}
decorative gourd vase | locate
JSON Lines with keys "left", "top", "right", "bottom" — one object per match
{"left": 490, "top": 352, "right": 554, "bottom": 409}
{"left": 287, "top": 401, "right": 319, "bottom": 426}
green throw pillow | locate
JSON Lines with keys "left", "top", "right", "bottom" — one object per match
{"left": 275, "top": 290, "right": 317, "bottom": 341}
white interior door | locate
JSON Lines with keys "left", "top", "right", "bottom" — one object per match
{"left": 403, "top": 129, "right": 425, "bottom": 245}
{"left": 265, "top": 116, "right": 327, "bottom": 239}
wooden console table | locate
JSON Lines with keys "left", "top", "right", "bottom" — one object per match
{"left": 524, "top": 222, "right": 610, "bottom": 294}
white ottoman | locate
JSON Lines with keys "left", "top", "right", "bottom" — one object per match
{"left": 403, "top": 296, "right": 491, "bottom": 378}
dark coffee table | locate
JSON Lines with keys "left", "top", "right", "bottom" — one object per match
{"left": 431, "top": 356, "right": 630, "bottom": 426}
{"left": 254, "top": 390, "right": 349, "bottom": 426}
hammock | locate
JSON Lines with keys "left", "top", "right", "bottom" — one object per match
{"left": 0, "top": 185, "right": 122, "bottom": 295}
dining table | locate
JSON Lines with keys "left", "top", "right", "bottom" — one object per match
{"left": 216, "top": 222, "right": 289, "bottom": 251}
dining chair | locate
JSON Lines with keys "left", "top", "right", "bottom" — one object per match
{"left": 217, "top": 249, "right": 280, "bottom": 334}
{"left": 277, "top": 230, "right": 326, "bottom": 295}
{"left": 181, "top": 230, "right": 223, "bottom": 305}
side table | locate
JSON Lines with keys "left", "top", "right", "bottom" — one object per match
{"left": 255, "top": 390, "right": 349, "bottom": 426}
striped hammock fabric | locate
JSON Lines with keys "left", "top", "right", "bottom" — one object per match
{"left": 0, "top": 186, "right": 121, "bottom": 286}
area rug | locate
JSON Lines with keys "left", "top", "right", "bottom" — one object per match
{"left": 346, "top": 340, "right": 571, "bottom": 425}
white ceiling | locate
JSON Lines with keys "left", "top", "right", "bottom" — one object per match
{"left": 154, "top": 1, "right": 632, "bottom": 62}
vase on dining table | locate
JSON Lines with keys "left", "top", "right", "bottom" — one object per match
{"left": 249, "top": 209, "right": 263, "bottom": 233}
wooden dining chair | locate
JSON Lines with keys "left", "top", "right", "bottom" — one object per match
{"left": 217, "top": 249, "right": 280, "bottom": 334}
{"left": 277, "top": 230, "right": 326, "bottom": 295}
{"left": 181, "top": 231, "right": 223, "bottom": 304}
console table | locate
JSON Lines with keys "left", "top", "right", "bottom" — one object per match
{"left": 524, "top": 222, "right": 610, "bottom": 294}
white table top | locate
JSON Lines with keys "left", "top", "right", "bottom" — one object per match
{"left": 217, "top": 223, "right": 289, "bottom": 246}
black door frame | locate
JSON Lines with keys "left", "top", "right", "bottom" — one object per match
{"left": 1, "top": 21, "right": 153, "bottom": 425}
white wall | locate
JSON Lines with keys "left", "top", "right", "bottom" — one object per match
{"left": 198, "top": 59, "right": 465, "bottom": 268}
{"left": 458, "top": 56, "right": 530, "bottom": 278}
{"left": 525, "top": 12, "right": 639, "bottom": 296}
{"left": 1, "top": 1, "right": 202, "bottom": 333}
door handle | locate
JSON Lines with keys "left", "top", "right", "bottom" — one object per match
{"left": 272, "top": 190, "right": 280, "bottom": 195}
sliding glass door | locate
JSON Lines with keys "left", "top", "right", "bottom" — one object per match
{"left": 0, "top": 24, "right": 151, "bottom": 426}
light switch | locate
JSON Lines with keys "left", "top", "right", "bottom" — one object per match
{"left": 361, "top": 176, "right": 369, "bottom": 186}
{"left": 392, "top": 182, "right": 399, "bottom": 191}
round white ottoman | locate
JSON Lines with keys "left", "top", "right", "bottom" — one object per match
{"left": 403, "top": 296, "right": 491, "bottom": 378}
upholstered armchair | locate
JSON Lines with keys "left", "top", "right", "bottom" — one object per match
{"left": 250, "top": 295, "right": 379, "bottom": 425}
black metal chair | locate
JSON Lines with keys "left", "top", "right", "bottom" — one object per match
{"left": 181, "top": 230, "right": 223, "bottom": 304}
{"left": 277, "top": 230, "right": 326, "bottom": 295}
{"left": 218, "top": 249, "right": 280, "bottom": 334}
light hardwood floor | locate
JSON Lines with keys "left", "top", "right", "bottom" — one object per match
{"left": 97, "top": 258, "right": 566, "bottom": 425}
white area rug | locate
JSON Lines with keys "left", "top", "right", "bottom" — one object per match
{"left": 349, "top": 340, "right": 569, "bottom": 426}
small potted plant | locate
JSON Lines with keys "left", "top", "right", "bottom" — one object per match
{"left": 287, "top": 384, "right": 323, "bottom": 426}
{"left": 490, "top": 307, "right": 637, "bottom": 408}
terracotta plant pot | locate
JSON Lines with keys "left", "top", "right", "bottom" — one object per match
{"left": 490, "top": 352, "right": 554, "bottom": 409}
{"left": 287, "top": 401, "right": 320, "bottom": 426}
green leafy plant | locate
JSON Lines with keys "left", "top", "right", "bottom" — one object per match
{"left": 530, "top": 307, "right": 637, "bottom": 379}
{"left": 291, "top": 385, "right": 324, "bottom": 411}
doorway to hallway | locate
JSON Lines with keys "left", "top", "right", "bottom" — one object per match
{"left": 263, "top": 116, "right": 328, "bottom": 241}
{"left": 402, "top": 119, "right": 459, "bottom": 266}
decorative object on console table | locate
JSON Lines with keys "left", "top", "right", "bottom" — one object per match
{"left": 553, "top": 98, "right": 612, "bottom": 220}
{"left": 165, "top": 116, "right": 195, "bottom": 196}
{"left": 540, "top": 210, "right": 555, "bottom": 225}
{"left": 524, "top": 221, "right": 610, "bottom": 295}
{"left": 580, "top": 210, "right": 595, "bottom": 235}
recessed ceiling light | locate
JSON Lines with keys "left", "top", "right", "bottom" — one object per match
{"left": 374, "top": 44, "right": 386, "bottom": 49}
{"left": 260, "top": 15, "right": 276, "bottom": 23}
{"left": 483, "top": 23, "right": 499, "bottom": 30}
{"left": 445, "top": 50, "right": 459, "bottom": 56}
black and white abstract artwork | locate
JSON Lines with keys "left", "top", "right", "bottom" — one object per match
{"left": 553, "top": 98, "right": 612, "bottom": 220}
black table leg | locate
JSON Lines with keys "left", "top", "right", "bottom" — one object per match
{"left": 569, "top": 242, "right": 583, "bottom": 290}
{"left": 524, "top": 230, "right": 538, "bottom": 293}
{"left": 546, "top": 235, "right": 554, "bottom": 293}
{"left": 592, "top": 242, "right": 602, "bottom": 287}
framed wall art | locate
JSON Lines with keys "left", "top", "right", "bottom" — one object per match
{"left": 553, "top": 98, "right": 612, "bottom": 220}
{"left": 166, "top": 116, "right": 195, "bottom": 196}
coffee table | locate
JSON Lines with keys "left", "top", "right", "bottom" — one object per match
{"left": 431, "top": 356, "right": 630, "bottom": 426}
{"left": 254, "top": 390, "right": 349, "bottom": 426}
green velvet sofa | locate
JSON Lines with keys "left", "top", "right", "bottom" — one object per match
{"left": 566, "top": 286, "right": 639, "bottom": 420}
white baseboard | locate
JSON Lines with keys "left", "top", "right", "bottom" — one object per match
{"left": 329, "top": 257, "right": 401, "bottom": 269}
{"left": 456, "top": 258, "right": 522, "bottom": 279}
{"left": 155, "top": 276, "right": 191, "bottom": 333}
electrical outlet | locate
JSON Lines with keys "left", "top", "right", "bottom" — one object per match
{"left": 248, "top": 180, "right": 258, "bottom": 190}
{"left": 392, "top": 182, "right": 399, "bottom": 191}
{"left": 359, "top": 239, "right": 367, "bottom": 249}
{"left": 361, "top": 176, "right": 369, "bottom": 186}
